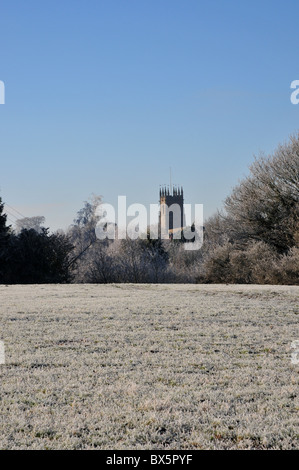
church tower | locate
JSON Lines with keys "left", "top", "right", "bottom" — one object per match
{"left": 159, "top": 185, "right": 185, "bottom": 239}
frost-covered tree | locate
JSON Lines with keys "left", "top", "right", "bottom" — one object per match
{"left": 68, "top": 195, "right": 102, "bottom": 248}
{"left": 199, "top": 132, "right": 299, "bottom": 284}
{"left": 67, "top": 195, "right": 103, "bottom": 280}
{"left": 15, "top": 216, "right": 45, "bottom": 234}
{"left": 224, "top": 132, "right": 299, "bottom": 253}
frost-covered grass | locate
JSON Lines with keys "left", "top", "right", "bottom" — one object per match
{"left": 0, "top": 284, "right": 298, "bottom": 450}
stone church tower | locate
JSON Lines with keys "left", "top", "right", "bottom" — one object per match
{"left": 159, "top": 186, "right": 185, "bottom": 238}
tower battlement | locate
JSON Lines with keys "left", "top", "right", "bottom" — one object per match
{"left": 159, "top": 186, "right": 183, "bottom": 198}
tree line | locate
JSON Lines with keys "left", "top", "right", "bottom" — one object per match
{"left": 1, "top": 132, "right": 298, "bottom": 284}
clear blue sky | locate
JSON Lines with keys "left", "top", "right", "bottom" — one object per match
{"left": 1, "top": 0, "right": 299, "bottom": 231}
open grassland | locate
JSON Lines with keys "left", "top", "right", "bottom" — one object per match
{"left": 0, "top": 284, "right": 298, "bottom": 450}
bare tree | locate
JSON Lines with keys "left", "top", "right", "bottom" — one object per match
{"left": 224, "top": 132, "right": 299, "bottom": 253}
{"left": 67, "top": 195, "right": 102, "bottom": 280}
{"left": 87, "top": 240, "right": 121, "bottom": 283}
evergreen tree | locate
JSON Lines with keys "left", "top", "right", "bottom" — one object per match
{"left": 5, "top": 228, "right": 74, "bottom": 284}
{"left": 0, "top": 197, "right": 10, "bottom": 239}
{"left": 0, "top": 197, "right": 11, "bottom": 282}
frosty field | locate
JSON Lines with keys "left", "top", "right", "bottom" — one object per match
{"left": 0, "top": 283, "right": 298, "bottom": 450}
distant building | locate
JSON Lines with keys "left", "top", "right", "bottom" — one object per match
{"left": 159, "top": 186, "right": 185, "bottom": 239}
